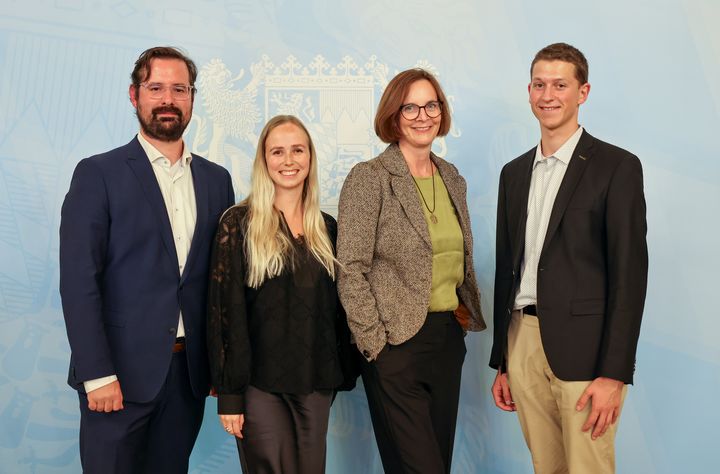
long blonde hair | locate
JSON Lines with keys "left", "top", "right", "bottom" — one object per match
{"left": 242, "top": 115, "right": 336, "bottom": 288}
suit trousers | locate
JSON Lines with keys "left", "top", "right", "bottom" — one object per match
{"left": 361, "top": 311, "right": 466, "bottom": 474}
{"left": 507, "top": 311, "right": 627, "bottom": 474}
{"left": 78, "top": 351, "right": 205, "bottom": 474}
{"left": 237, "top": 385, "right": 333, "bottom": 474}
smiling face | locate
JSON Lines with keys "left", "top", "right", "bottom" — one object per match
{"left": 264, "top": 122, "right": 311, "bottom": 194}
{"left": 529, "top": 60, "right": 590, "bottom": 138}
{"left": 397, "top": 79, "right": 441, "bottom": 152}
{"left": 129, "top": 58, "right": 193, "bottom": 142}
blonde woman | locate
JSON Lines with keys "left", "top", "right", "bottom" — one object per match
{"left": 207, "top": 115, "right": 355, "bottom": 474}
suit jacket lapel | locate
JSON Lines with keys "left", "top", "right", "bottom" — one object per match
{"left": 380, "top": 144, "right": 432, "bottom": 248}
{"left": 125, "top": 138, "right": 179, "bottom": 268}
{"left": 511, "top": 150, "right": 535, "bottom": 271}
{"left": 434, "top": 156, "right": 470, "bottom": 243}
{"left": 181, "top": 156, "right": 209, "bottom": 283}
{"left": 541, "top": 130, "right": 595, "bottom": 256}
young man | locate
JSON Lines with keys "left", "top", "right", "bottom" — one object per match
{"left": 490, "top": 43, "right": 648, "bottom": 473}
{"left": 60, "top": 46, "right": 234, "bottom": 473}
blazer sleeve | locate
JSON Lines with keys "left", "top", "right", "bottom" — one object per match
{"left": 207, "top": 208, "right": 252, "bottom": 413}
{"left": 336, "top": 162, "right": 387, "bottom": 360}
{"left": 323, "top": 213, "right": 361, "bottom": 391}
{"left": 450, "top": 166, "right": 486, "bottom": 332}
{"left": 59, "top": 158, "right": 115, "bottom": 385}
{"left": 597, "top": 154, "right": 648, "bottom": 383}
{"left": 490, "top": 165, "right": 513, "bottom": 371}
{"left": 225, "top": 170, "right": 236, "bottom": 209}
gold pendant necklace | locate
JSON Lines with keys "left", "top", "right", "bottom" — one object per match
{"left": 412, "top": 163, "right": 437, "bottom": 224}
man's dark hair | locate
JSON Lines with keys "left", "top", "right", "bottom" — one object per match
{"left": 531, "top": 43, "right": 588, "bottom": 84}
{"left": 131, "top": 46, "right": 198, "bottom": 97}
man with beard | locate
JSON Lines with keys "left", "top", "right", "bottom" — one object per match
{"left": 60, "top": 46, "right": 235, "bottom": 473}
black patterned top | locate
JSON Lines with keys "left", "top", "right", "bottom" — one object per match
{"left": 207, "top": 205, "right": 355, "bottom": 414}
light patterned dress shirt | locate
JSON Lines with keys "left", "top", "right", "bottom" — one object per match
{"left": 514, "top": 126, "right": 583, "bottom": 310}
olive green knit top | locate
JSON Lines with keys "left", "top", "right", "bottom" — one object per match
{"left": 413, "top": 171, "right": 464, "bottom": 312}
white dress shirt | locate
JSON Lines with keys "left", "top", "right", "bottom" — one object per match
{"left": 84, "top": 132, "right": 197, "bottom": 392}
{"left": 514, "top": 126, "right": 583, "bottom": 310}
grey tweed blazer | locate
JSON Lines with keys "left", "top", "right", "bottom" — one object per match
{"left": 337, "top": 143, "right": 485, "bottom": 361}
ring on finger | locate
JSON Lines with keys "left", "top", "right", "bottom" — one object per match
{"left": 225, "top": 426, "right": 232, "bottom": 433}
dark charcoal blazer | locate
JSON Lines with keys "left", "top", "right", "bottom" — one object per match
{"left": 337, "top": 143, "right": 485, "bottom": 361}
{"left": 490, "top": 130, "right": 648, "bottom": 384}
{"left": 60, "top": 137, "right": 235, "bottom": 402}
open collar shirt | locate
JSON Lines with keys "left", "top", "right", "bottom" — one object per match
{"left": 82, "top": 133, "right": 196, "bottom": 393}
{"left": 514, "top": 126, "right": 583, "bottom": 310}
{"left": 137, "top": 131, "right": 196, "bottom": 338}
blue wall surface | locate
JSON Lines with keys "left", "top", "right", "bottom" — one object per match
{"left": 0, "top": 1, "right": 718, "bottom": 473}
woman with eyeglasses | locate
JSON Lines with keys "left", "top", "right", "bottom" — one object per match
{"left": 337, "top": 69, "right": 486, "bottom": 473}
{"left": 207, "top": 115, "right": 357, "bottom": 474}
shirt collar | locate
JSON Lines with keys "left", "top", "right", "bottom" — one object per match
{"left": 533, "top": 126, "right": 584, "bottom": 168}
{"left": 137, "top": 131, "right": 193, "bottom": 167}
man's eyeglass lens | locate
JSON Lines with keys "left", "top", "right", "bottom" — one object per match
{"left": 140, "top": 83, "right": 193, "bottom": 100}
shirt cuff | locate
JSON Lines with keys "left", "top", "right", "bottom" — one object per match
{"left": 83, "top": 375, "right": 118, "bottom": 393}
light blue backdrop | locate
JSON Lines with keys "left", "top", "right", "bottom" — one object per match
{"left": 1, "top": 1, "right": 718, "bottom": 473}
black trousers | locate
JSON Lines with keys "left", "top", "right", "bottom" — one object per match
{"left": 237, "top": 385, "right": 333, "bottom": 474}
{"left": 361, "top": 312, "right": 466, "bottom": 474}
{"left": 78, "top": 351, "right": 205, "bottom": 474}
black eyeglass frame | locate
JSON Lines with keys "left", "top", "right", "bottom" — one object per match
{"left": 398, "top": 100, "right": 444, "bottom": 120}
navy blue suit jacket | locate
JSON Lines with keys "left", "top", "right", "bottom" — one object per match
{"left": 60, "top": 137, "right": 235, "bottom": 402}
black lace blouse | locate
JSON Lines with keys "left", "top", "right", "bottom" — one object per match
{"left": 207, "top": 205, "right": 355, "bottom": 414}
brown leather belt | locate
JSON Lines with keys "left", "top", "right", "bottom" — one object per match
{"left": 523, "top": 305, "right": 537, "bottom": 316}
{"left": 173, "top": 337, "right": 186, "bottom": 353}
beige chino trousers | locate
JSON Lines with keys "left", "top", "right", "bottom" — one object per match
{"left": 507, "top": 310, "right": 627, "bottom": 474}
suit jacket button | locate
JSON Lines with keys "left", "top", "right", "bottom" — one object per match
{"left": 169, "top": 328, "right": 176, "bottom": 334}
{"left": 362, "top": 350, "right": 370, "bottom": 358}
